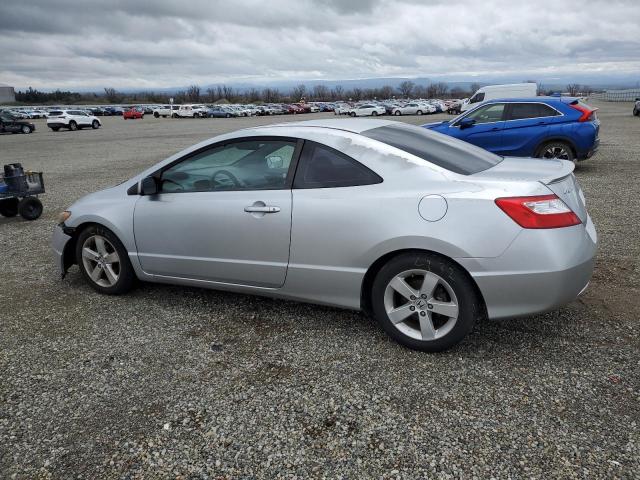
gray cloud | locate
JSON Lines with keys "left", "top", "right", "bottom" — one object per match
{"left": 0, "top": 0, "right": 638, "bottom": 89}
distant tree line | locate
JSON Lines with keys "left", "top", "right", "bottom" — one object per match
{"left": 13, "top": 81, "right": 596, "bottom": 105}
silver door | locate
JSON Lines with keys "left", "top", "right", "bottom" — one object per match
{"left": 133, "top": 138, "right": 299, "bottom": 288}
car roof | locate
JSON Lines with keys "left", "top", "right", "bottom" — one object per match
{"left": 484, "top": 96, "right": 578, "bottom": 104}
{"left": 264, "top": 118, "right": 398, "bottom": 134}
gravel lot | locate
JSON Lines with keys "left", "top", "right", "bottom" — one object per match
{"left": 1, "top": 102, "right": 638, "bottom": 479}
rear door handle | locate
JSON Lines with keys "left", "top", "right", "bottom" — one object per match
{"left": 244, "top": 205, "right": 280, "bottom": 213}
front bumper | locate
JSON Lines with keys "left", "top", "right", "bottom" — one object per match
{"left": 457, "top": 215, "right": 597, "bottom": 320}
{"left": 52, "top": 224, "right": 73, "bottom": 278}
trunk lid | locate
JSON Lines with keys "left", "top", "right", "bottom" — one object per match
{"left": 473, "top": 156, "right": 587, "bottom": 222}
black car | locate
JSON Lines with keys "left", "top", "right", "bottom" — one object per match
{"left": 0, "top": 112, "right": 36, "bottom": 134}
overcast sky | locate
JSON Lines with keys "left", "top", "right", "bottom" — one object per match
{"left": 1, "top": 0, "right": 639, "bottom": 90}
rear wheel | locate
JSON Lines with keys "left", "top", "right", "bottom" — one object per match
{"left": 536, "top": 141, "right": 575, "bottom": 162}
{"left": 634, "top": 108, "right": 639, "bottom": 116}
{"left": 394, "top": 110, "right": 401, "bottom": 116}
{"left": 69, "top": 121, "right": 77, "bottom": 131}
{"left": 371, "top": 252, "right": 481, "bottom": 352}
{"left": 18, "top": 197, "right": 43, "bottom": 220}
{"left": 154, "top": 112, "right": 160, "bottom": 118}
{"left": 75, "top": 225, "right": 136, "bottom": 295}
{"left": 92, "top": 120, "right": 100, "bottom": 129}
{"left": 372, "top": 111, "right": 378, "bottom": 116}
{"left": 350, "top": 112, "right": 356, "bottom": 117}
{"left": 51, "top": 127, "right": 60, "bottom": 131}
{"left": 0, "top": 198, "right": 19, "bottom": 217}
{"left": 416, "top": 110, "right": 423, "bottom": 115}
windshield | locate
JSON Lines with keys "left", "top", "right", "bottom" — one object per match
{"left": 361, "top": 123, "right": 503, "bottom": 175}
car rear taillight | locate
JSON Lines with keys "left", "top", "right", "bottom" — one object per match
{"left": 569, "top": 102, "right": 597, "bottom": 122}
{"left": 495, "top": 194, "right": 581, "bottom": 229}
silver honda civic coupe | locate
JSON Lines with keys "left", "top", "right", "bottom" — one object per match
{"left": 52, "top": 119, "right": 597, "bottom": 351}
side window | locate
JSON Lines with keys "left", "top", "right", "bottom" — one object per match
{"left": 508, "top": 103, "right": 559, "bottom": 120}
{"left": 470, "top": 92, "right": 485, "bottom": 103}
{"left": 294, "top": 142, "right": 382, "bottom": 189}
{"left": 159, "top": 139, "right": 297, "bottom": 193}
{"left": 464, "top": 103, "right": 505, "bottom": 124}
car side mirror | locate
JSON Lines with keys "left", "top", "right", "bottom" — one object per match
{"left": 459, "top": 118, "right": 476, "bottom": 129}
{"left": 140, "top": 176, "right": 159, "bottom": 195}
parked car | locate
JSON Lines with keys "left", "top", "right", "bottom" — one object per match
{"left": 88, "top": 107, "right": 105, "bottom": 116}
{"left": 633, "top": 98, "right": 640, "bottom": 116}
{"left": 123, "top": 107, "right": 144, "bottom": 120}
{"left": 424, "top": 97, "right": 599, "bottom": 162}
{"left": 52, "top": 119, "right": 596, "bottom": 352}
{"left": 0, "top": 112, "right": 36, "bottom": 134}
{"left": 205, "top": 106, "right": 237, "bottom": 118}
{"left": 152, "top": 105, "right": 178, "bottom": 118}
{"left": 333, "top": 103, "right": 352, "bottom": 115}
{"left": 47, "top": 110, "right": 102, "bottom": 131}
{"left": 392, "top": 102, "right": 432, "bottom": 116}
{"left": 348, "top": 104, "right": 386, "bottom": 117}
{"left": 103, "top": 106, "right": 124, "bottom": 116}
{"left": 173, "top": 105, "right": 208, "bottom": 118}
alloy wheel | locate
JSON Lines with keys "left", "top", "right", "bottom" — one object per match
{"left": 383, "top": 269, "right": 459, "bottom": 341}
{"left": 81, "top": 235, "right": 121, "bottom": 288}
{"left": 542, "top": 145, "right": 571, "bottom": 160}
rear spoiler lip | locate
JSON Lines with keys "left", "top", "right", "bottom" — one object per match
{"left": 471, "top": 157, "right": 574, "bottom": 184}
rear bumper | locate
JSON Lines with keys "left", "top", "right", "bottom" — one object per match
{"left": 47, "top": 122, "right": 67, "bottom": 128}
{"left": 579, "top": 138, "right": 599, "bottom": 160}
{"left": 457, "top": 215, "right": 597, "bottom": 320}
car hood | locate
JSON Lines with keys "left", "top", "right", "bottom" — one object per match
{"left": 422, "top": 121, "right": 450, "bottom": 132}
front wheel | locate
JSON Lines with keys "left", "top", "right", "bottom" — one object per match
{"left": 394, "top": 110, "right": 401, "bottom": 116}
{"left": 536, "top": 141, "right": 575, "bottom": 162}
{"left": 350, "top": 112, "right": 356, "bottom": 117}
{"left": 21, "top": 125, "right": 32, "bottom": 134}
{"left": 634, "top": 108, "right": 639, "bottom": 117}
{"left": 92, "top": 120, "right": 100, "bottom": 129}
{"left": 416, "top": 110, "right": 423, "bottom": 116}
{"left": 154, "top": 112, "right": 160, "bottom": 118}
{"left": 18, "top": 197, "right": 43, "bottom": 220}
{"left": 75, "top": 226, "right": 136, "bottom": 295}
{"left": 372, "top": 111, "right": 378, "bottom": 116}
{"left": 371, "top": 252, "right": 481, "bottom": 352}
{"left": 69, "top": 121, "right": 77, "bottom": 131}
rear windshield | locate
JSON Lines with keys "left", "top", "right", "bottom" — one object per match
{"left": 361, "top": 123, "right": 503, "bottom": 175}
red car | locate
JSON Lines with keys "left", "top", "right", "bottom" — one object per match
{"left": 286, "top": 104, "right": 305, "bottom": 114}
{"left": 123, "top": 107, "right": 144, "bottom": 120}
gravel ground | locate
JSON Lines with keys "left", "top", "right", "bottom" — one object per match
{"left": 1, "top": 103, "right": 638, "bottom": 479}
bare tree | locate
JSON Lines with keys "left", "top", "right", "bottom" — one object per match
{"left": 104, "top": 87, "right": 120, "bottom": 103}
{"left": 566, "top": 83, "right": 581, "bottom": 96}
{"left": 398, "top": 80, "right": 415, "bottom": 98}
{"left": 434, "top": 82, "right": 449, "bottom": 98}
{"left": 331, "top": 85, "right": 344, "bottom": 100}
{"left": 313, "top": 84, "right": 329, "bottom": 101}
{"left": 186, "top": 85, "right": 200, "bottom": 102}
{"left": 380, "top": 85, "right": 394, "bottom": 99}
{"left": 469, "top": 83, "right": 481, "bottom": 95}
{"left": 291, "top": 84, "right": 307, "bottom": 102}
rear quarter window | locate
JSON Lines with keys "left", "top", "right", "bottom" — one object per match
{"left": 362, "top": 123, "right": 503, "bottom": 175}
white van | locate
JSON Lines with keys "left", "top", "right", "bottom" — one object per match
{"left": 461, "top": 83, "right": 537, "bottom": 111}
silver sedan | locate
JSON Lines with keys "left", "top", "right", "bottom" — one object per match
{"left": 52, "top": 119, "right": 597, "bottom": 351}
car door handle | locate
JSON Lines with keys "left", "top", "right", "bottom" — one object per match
{"left": 244, "top": 205, "right": 280, "bottom": 213}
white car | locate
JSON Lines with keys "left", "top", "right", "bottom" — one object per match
{"left": 174, "top": 104, "right": 208, "bottom": 118}
{"left": 47, "top": 109, "right": 101, "bottom": 131}
{"left": 153, "top": 105, "right": 179, "bottom": 118}
{"left": 348, "top": 104, "right": 386, "bottom": 117}
{"left": 333, "top": 103, "right": 352, "bottom": 115}
{"left": 392, "top": 103, "right": 433, "bottom": 116}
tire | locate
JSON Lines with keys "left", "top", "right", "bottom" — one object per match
{"left": 75, "top": 225, "right": 136, "bottom": 295}
{"left": 172, "top": 113, "right": 178, "bottom": 118}
{"left": 21, "top": 125, "right": 32, "bottom": 134}
{"left": 394, "top": 110, "right": 401, "bottom": 116}
{"left": 69, "top": 121, "right": 77, "bottom": 131}
{"left": 154, "top": 112, "right": 160, "bottom": 118}
{"left": 372, "top": 111, "right": 378, "bottom": 116}
{"left": 141, "top": 114, "right": 144, "bottom": 119}
{"left": 92, "top": 120, "right": 100, "bottom": 129}
{"left": 0, "top": 198, "right": 19, "bottom": 217}
{"left": 634, "top": 108, "right": 639, "bottom": 117}
{"left": 17, "top": 197, "right": 43, "bottom": 220}
{"left": 536, "top": 141, "right": 575, "bottom": 162}
{"left": 371, "top": 252, "right": 481, "bottom": 352}
{"left": 350, "top": 112, "right": 356, "bottom": 117}
{"left": 51, "top": 127, "right": 60, "bottom": 131}
{"left": 416, "top": 110, "right": 423, "bottom": 116}
{"left": 226, "top": 113, "right": 231, "bottom": 118}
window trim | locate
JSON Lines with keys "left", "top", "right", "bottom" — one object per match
{"left": 292, "top": 140, "right": 383, "bottom": 190}
{"left": 503, "top": 101, "right": 564, "bottom": 121}
{"left": 146, "top": 136, "right": 304, "bottom": 194}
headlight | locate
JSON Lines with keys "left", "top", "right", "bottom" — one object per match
{"left": 58, "top": 210, "right": 71, "bottom": 223}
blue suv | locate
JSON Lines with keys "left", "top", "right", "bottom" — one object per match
{"left": 424, "top": 97, "right": 599, "bottom": 162}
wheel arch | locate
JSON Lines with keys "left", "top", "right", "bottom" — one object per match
{"left": 534, "top": 136, "right": 578, "bottom": 158}
{"left": 360, "top": 248, "right": 487, "bottom": 320}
